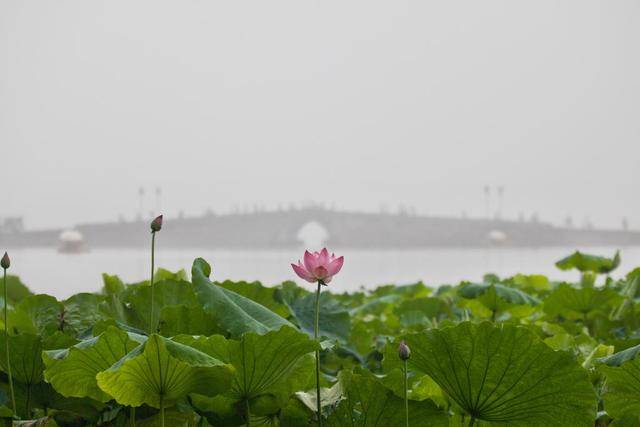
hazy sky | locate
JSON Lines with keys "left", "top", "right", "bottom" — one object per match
{"left": 1, "top": 1, "right": 639, "bottom": 230}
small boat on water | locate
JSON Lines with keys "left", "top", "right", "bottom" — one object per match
{"left": 488, "top": 229, "right": 508, "bottom": 245}
{"left": 58, "top": 229, "right": 89, "bottom": 254}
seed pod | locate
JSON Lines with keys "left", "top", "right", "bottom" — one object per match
{"left": 398, "top": 340, "right": 411, "bottom": 361}
{"left": 0, "top": 252, "right": 9, "bottom": 270}
{"left": 150, "top": 215, "right": 163, "bottom": 232}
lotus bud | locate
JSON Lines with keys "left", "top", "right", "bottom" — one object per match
{"left": 0, "top": 252, "right": 9, "bottom": 270}
{"left": 150, "top": 215, "right": 163, "bottom": 232}
{"left": 398, "top": 340, "right": 411, "bottom": 361}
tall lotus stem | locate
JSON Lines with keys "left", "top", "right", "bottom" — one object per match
{"left": 130, "top": 407, "right": 136, "bottom": 427}
{"left": 398, "top": 341, "right": 411, "bottom": 427}
{"left": 245, "top": 399, "right": 251, "bottom": 427}
{"left": 291, "top": 248, "right": 344, "bottom": 427}
{"left": 159, "top": 394, "right": 165, "bottom": 427}
{"left": 1, "top": 252, "right": 16, "bottom": 417}
{"left": 149, "top": 215, "right": 162, "bottom": 334}
{"left": 315, "top": 280, "right": 322, "bottom": 426}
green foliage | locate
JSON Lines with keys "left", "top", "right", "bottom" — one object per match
{"left": 96, "top": 334, "right": 235, "bottom": 408}
{"left": 404, "top": 322, "right": 597, "bottom": 426}
{"left": 325, "top": 370, "right": 448, "bottom": 426}
{"left": 556, "top": 250, "right": 621, "bottom": 274}
{"left": 191, "top": 258, "right": 294, "bottom": 336}
{"left": 43, "top": 326, "right": 145, "bottom": 402}
{"left": 1, "top": 250, "right": 638, "bottom": 425}
{"left": 598, "top": 344, "right": 640, "bottom": 421}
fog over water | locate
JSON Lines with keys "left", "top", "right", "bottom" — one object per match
{"left": 1, "top": 1, "right": 639, "bottom": 231}
{"left": 1, "top": 2, "right": 639, "bottom": 293}
{"left": 8, "top": 246, "right": 639, "bottom": 299}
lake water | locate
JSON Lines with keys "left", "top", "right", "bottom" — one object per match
{"left": 6, "top": 246, "right": 640, "bottom": 299}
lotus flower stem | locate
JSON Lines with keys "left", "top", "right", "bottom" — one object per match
{"left": 291, "top": 249, "right": 343, "bottom": 427}
{"left": 160, "top": 394, "right": 165, "bottom": 427}
{"left": 398, "top": 340, "right": 411, "bottom": 427}
{"left": 245, "top": 399, "right": 251, "bottom": 427}
{"left": 2, "top": 253, "right": 16, "bottom": 417}
{"left": 149, "top": 215, "right": 162, "bottom": 334}
{"left": 468, "top": 416, "right": 476, "bottom": 427}
{"left": 403, "top": 359, "right": 409, "bottom": 427}
{"left": 149, "top": 231, "right": 156, "bottom": 334}
{"left": 315, "top": 280, "right": 322, "bottom": 426}
{"left": 130, "top": 407, "right": 136, "bottom": 427}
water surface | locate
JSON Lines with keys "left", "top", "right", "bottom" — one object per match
{"left": 8, "top": 246, "right": 639, "bottom": 298}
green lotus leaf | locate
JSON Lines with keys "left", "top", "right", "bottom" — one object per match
{"left": 125, "top": 279, "right": 200, "bottom": 333}
{"left": 283, "top": 291, "right": 351, "bottom": 343}
{"left": 380, "top": 339, "right": 445, "bottom": 405}
{"left": 191, "top": 258, "right": 294, "bottom": 336}
{"left": 556, "top": 250, "right": 621, "bottom": 274}
{"left": 216, "top": 280, "right": 290, "bottom": 318}
{"left": 295, "top": 380, "right": 344, "bottom": 413}
{"left": 12, "top": 295, "right": 64, "bottom": 336}
{"left": 372, "top": 282, "right": 432, "bottom": 298}
{"left": 404, "top": 321, "right": 596, "bottom": 426}
{"left": 0, "top": 333, "right": 47, "bottom": 385}
{"left": 177, "top": 326, "right": 318, "bottom": 402}
{"left": 101, "top": 273, "right": 125, "bottom": 295}
{"left": 349, "top": 294, "right": 401, "bottom": 316}
{"left": 459, "top": 282, "right": 540, "bottom": 306}
{"left": 154, "top": 268, "right": 188, "bottom": 282}
{"left": 61, "top": 293, "right": 106, "bottom": 335}
{"left": 543, "top": 284, "right": 622, "bottom": 319}
{"left": 325, "top": 370, "right": 448, "bottom": 427}
{"left": 0, "top": 275, "right": 32, "bottom": 303}
{"left": 597, "top": 344, "right": 640, "bottom": 420}
{"left": 96, "top": 334, "right": 235, "bottom": 408}
{"left": 157, "top": 304, "right": 220, "bottom": 337}
{"left": 393, "top": 297, "right": 444, "bottom": 328}
{"left": 43, "top": 326, "right": 146, "bottom": 401}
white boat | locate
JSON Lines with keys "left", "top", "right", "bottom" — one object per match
{"left": 58, "top": 230, "right": 89, "bottom": 254}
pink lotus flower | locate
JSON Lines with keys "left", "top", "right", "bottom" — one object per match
{"left": 292, "top": 248, "right": 344, "bottom": 284}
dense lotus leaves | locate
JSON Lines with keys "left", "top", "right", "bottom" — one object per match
{"left": 543, "top": 283, "right": 623, "bottom": 319}
{"left": 13, "top": 382, "right": 103, "bottom": 424}
{"left": 191, "top": 258, "right": 294, "bottom": 336}
{"left": 283, "top": 291, "right": 351, "bottom": 343}
{"left": 4, "top": 250, "right": 640, "bottom": 425}
{"left": 380, "top": 339, "right": 445, "bottom": 406}
{"left": 325, "top": 370, "right": 448, "bottom": 427}
{"left": 125, "top": 279, "right": 200, "bottom": 333}
{"left": 457, "top": 284, "right": 539, "bottom": 321}
{"left": 157, "top": 304, "right": 220, "bottom": 337}
{"left": 61, "top": 293, "right": 106, "bottom": 335}
{"left": 12, "top": 295, "right": 64, "bottom": 336}
{"left": 392, "top": 297, "right": 444, "bottom": 328}
{"left": 96, "top": 334, "right": 235, "bottom": 408}
{"left": 43, "top": 326, "right": 146, "bottom": 401}
{"left": 371, "top": 282, "right": 432, "bottom": 298}
{"left": 8, "top": 294, "right": 106, "bottom": 337}
{"left": 176, "top": 326, "right": 318, "bottom": 403}
{"left": 458, "top": 282, "right": 540, "bottom": 305}
{"left": 404, "top": 322, "right": 597, "bottom": 426}
{"left": 597, "top": 344, "right": 640, "bottom": 420}
{"left": 349, "top": 294, "right": 401, "bottom": 316}
{"left": 509, "top": 274, "right": 552, "bottom": 293}
{"left": 556, "top": 250, "right": 621, "bottom": 274}
{"left": 611, "top": 276, "right": 639, "bottom": 321}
